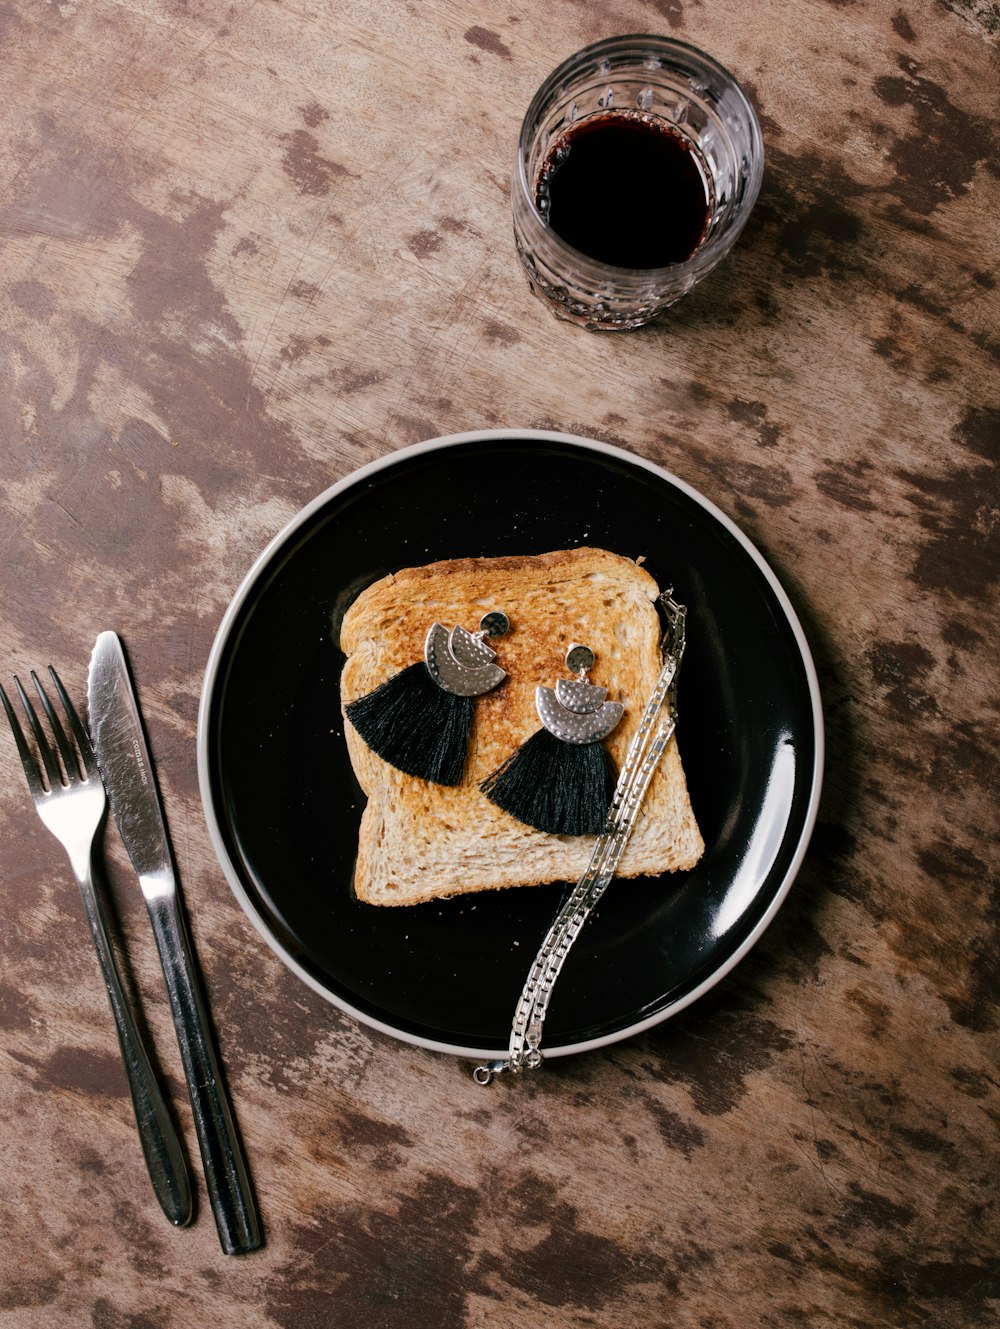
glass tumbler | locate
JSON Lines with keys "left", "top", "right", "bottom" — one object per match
{"left": 512, "top": 35, "right": 764, "bottom": 331}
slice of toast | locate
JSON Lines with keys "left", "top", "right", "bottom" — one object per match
{"left": 339, "top": 547, "right": 704, "bottom": 905}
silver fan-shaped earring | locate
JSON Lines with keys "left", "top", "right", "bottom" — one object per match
{"left": 480, "top": 643, "right": 624, "bottom": 835}
{"left": 346, "top": 610, "right": 509, "bottom": 785}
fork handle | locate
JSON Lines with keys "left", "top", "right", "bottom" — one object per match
{"left": 76, "top": 852, "right": 193, "bottom": 1227}
{"left": 146, "top": 891, "right": 262, "bottom": 1256}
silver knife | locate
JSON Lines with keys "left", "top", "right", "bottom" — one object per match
{"left": 87, "top": 631, "right": 262, "bottom": 1255}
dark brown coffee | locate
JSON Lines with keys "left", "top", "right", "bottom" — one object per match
{"left": 536, "top": 111, "right": 711, "bottom": 269}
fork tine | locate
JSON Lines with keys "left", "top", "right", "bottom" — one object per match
{"left": 1, "top": 681, "right": 46, "bottom": 800}
{"left": 14, "top": 675, "right": 62, "bottom": 791}
{"left": 32, "top": 669, "right": 83, "bottom": 783}
{"left": 48, "top": 665, "right": 99, "bottom": 780}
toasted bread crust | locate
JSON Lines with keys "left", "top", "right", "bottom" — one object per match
{"left": 339, "top": 547, "right": 703, "bottom": 904}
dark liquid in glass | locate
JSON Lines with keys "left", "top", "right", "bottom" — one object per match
{"left": 536, "top": 112, "right": 711, "bottom": 269}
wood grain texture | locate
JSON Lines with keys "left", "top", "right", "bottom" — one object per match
{"left": 0, "top": 0, "right": 997, "bottom": 1325}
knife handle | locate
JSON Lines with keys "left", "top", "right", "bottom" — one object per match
{"left": 80, "top": 851, "right": 193, "bottom": 1228}
{"left": 147, "top": 892, "right": 262, "bottom": 1255}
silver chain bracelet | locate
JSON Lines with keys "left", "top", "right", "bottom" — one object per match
{"left": 474, "top": 594, "right": 686, "bottom": 1084}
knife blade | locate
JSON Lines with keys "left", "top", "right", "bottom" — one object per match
{"left": 88, "top": 631, "right": 262, "bottom": 1255}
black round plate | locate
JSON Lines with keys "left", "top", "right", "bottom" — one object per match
{"left": 198, "top": 431, "right": 823, "bottom": 1060}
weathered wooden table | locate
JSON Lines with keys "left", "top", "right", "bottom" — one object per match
{"left": 1, "top": 1, "right": 997, "bottom": 1325}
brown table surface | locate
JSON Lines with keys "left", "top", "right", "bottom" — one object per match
{"left": 2, "top": 1, "right": 998, "bottom": 1325}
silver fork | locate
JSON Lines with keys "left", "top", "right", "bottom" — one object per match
{"left": 2, "top": 668, "right": 192, "bottom": 1227}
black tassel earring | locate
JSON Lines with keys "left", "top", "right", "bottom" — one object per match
{"left": 480, "top": 643, "right": 624, "bottom": 836}
{"left": 346, "top": 610, "right": 509, "bottom": 786}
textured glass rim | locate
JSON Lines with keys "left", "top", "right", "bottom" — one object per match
{"left": 514, "top": 33, "right": 765, "bottom": 283}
